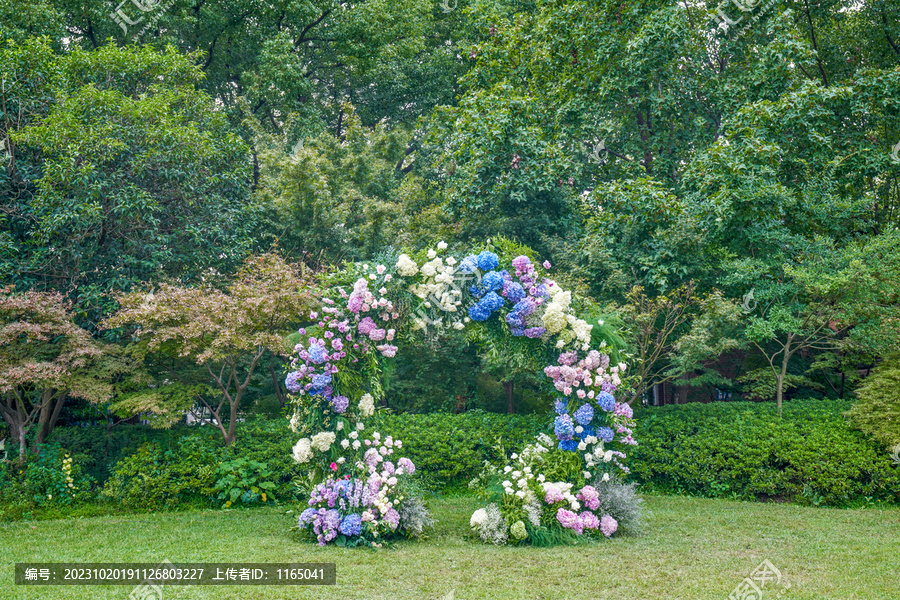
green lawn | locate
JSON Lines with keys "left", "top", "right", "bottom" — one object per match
{"left": 1, "top": 494, "right": 898, "bottom": 600}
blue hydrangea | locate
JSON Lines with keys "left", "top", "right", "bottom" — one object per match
{"left": 558, "top": 439, "right": 579, "bottom": 452}
{"left": 554, "top": 399, "right": 568, "bottom": 415}
{"left": 554, "top": 414, "right": 575, "bottom": 440}
{"left": 476, "top": 251, "right": 499, "bottom": 271}
{"left": 468, "top": 303, "right": 491, "bottom": 321}
{"left": 480, "top": 291, "right": 505, "bottom": 312}
{"left": 596, "top": 392, "right": 616, "bottom": 412}
{"left": 578, "top": 425, "right": 595, "bottom": 440}
{"left": 459, "top": 255, "right": 479, "bottom": 274}
{"left": 307, "top": 343, "right": 328, "bottom": 364}
{"left": 339, "top": 513, "right": 363, "bottom": 536}
{"left": 574, "top": 403, "right": 594, "bottom": 426}
{"left": 469, "top": 283, "right": 487, "bottom": 299}
{"left": 510, "top": 325, "right": 525, "bottom": 336}
{"left": 310, "top": 372, "right": 332, "bottom": 394}
{"left": 482, "top": 270, "right": 504, "bottom": 291}
{"left": 597, "top": 427, "right": 615, "bottom": 442}
{"left": 299, "top": 508, "right": 317, "bottom": 525}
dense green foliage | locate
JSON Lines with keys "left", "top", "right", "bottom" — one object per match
{"left": 630, "top": 401, "right": 900, "bottom": 507}
{"left": 847, "top": 356, "right": 900, "bottom": 448}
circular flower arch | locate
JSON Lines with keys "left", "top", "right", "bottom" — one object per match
{"left": 286, "top": 239, "right": 636, "bottom": 546}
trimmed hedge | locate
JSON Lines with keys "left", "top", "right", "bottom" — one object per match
{"left": 21, "top": 401, "right": 899, "bottom": 512}
{"left": 629, "top": 400, "right": 900, "bottom": 506}
{"left": 372, "top": 411, "right": 548, "bottom": 489}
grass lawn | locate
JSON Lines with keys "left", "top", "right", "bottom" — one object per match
{"left": 1, "top": 494, "right": 898, "bottom": 600}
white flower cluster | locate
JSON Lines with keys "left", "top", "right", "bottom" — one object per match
{"left": 470, "top": 503, "right": 508, "bottom": 544}
{"left": 540, "top": 285, "right": 593, "bottom": 351}
{"left": 310, "top": 431, "right": 336, "bottom": 453}
{"left": 292, "top": 438, "right": 313, "bottom": 464}
{"left": 359, "top": 393, "right": 375, "bottom": 418}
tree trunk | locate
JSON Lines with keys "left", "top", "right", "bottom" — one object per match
{"left": 34, "top": 391, "right": 67, "bottom": 452}
{"left": 503, "top": 380, "right": 515, "bottom": 414}
{"left": 270, "top": 364, "right": 287, "bottom": 408}
{"left": 225, "top": 399, "right": 238, "bottom": 446}
{"left": 776, "top": 338, "right": 793, "bottom": 417}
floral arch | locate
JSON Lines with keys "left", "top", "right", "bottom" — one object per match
{"left": 286, "top": 240, "right": 637, "bottom": 546}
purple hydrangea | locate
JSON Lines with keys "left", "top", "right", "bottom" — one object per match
{"left": 383, "top": 508, "right": 401, "bottom": 530}
{"left": 331, "top": 395, "right": 349, "bottom": 413}
{"left": 398, "top": 457, "right": 416, "bottom": 474}
{"left": 613, "top": 402, "right": 633, "bottom": 418}
{"left": 554, "top": 399, "right": 568, "bottom": 415}
{"left": 285, "top": 372, "right": 303, "bottom": 393}
{"left": 524, "top": 327, "right": 546, "bottom": 338}
{"left": 299, "top": 508, "right": 317, "bottom": 525}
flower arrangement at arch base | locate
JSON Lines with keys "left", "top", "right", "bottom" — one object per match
{"left": 290, "top": 395, "right": 433, "bottom": 547}
{"left": 284, "top": 238, "right": 639, "bottom": 547}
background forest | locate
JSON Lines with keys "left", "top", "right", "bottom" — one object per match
{"left": 2, "top": 0, "right": 900, "bottom": 509}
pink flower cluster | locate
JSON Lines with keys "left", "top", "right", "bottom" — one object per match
{"left": 576, "top": 485, "right": 600, "bottom": 511}
{"left": 556, "top": 508, "right": 600, "bottom": 534}
{"left": 543, "top": 350, "right": 613, "bottom": 397}
{"left": 600, "top": 515, "right": 618, "bottom": 537}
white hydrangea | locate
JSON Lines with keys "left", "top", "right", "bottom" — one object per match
{"left": 291, "top": 438, "right": 313, "bottom": 463}
{"left": 396, "top": 254, "right": 419, "bottom": 277}
{"left": 359, "top": 393, "right": 375, "bottom": 418}
{"left": 470, "top": 508, "right": 488, "bottom": 528}
{"left": 310, "top": 431, "right": 336, "bottom": 452}
{"left": 542, "top": 302, "right": 568, "bottom": 335}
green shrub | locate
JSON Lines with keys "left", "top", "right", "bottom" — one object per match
{"left": 372, "top": 411, "right": 548, "bottom": 490}
{"left": 214, "top": 457, "right": 278, "bottom": 508}
{"left": 101, "top": 440, "right": 219, "bottom": 510}
{"left": 846, "top": 355, "right": 900, "bottom": 447}
{"left": 629, "top": 400, "right": 900, "bottom": 506}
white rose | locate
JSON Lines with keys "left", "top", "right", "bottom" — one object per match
{"left": 437, "top": 241, "right": 448, "bottom": 250}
